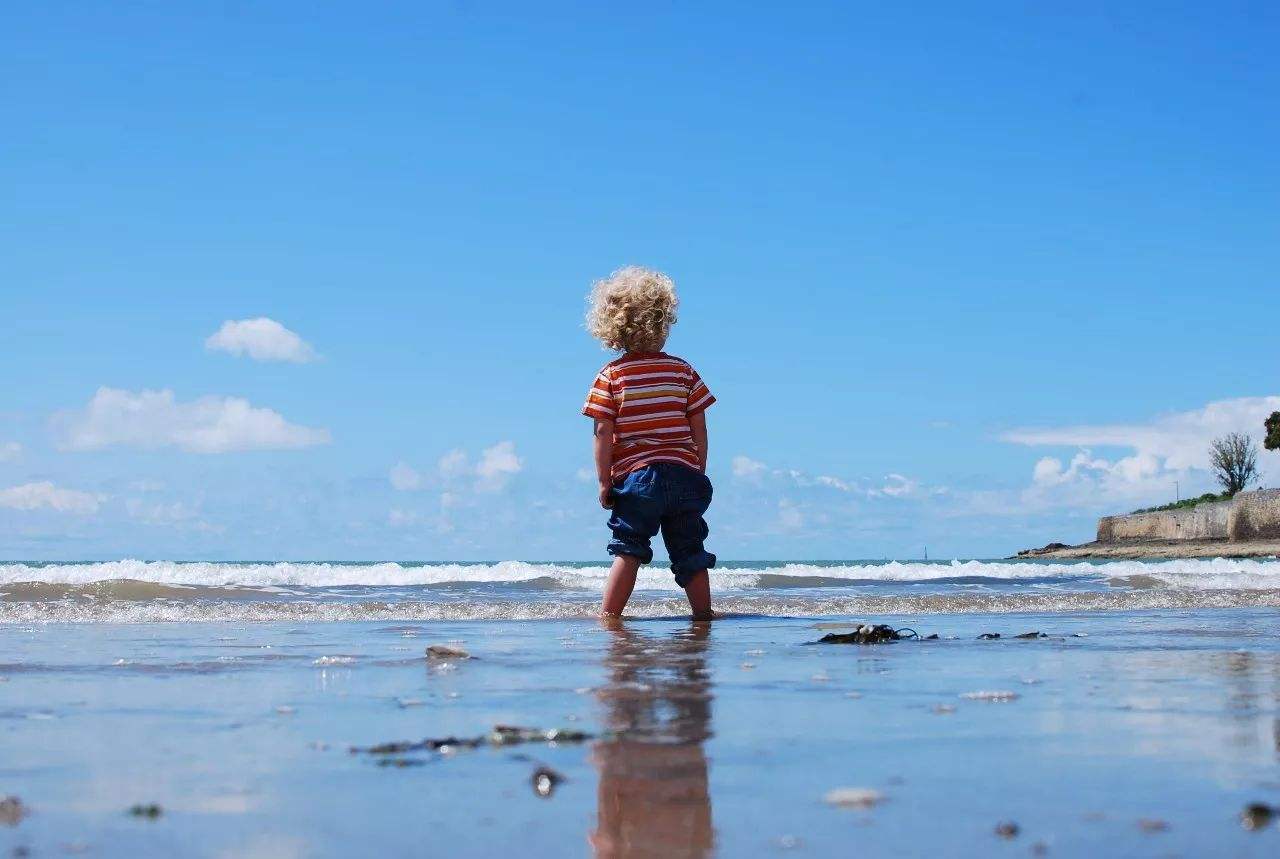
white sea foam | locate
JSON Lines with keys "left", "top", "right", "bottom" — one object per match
{"left": 3, "top": 558, "right": 1280, "bottom": 591}
{"left": 3, "top": 589, "right": 1279, "bottom": 624}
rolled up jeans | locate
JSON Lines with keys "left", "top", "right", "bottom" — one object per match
{"left": 606, "top": 462, "right": 716, "bottom": 588}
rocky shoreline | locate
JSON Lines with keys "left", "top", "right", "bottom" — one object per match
{"left": 1015, "top": 539, "right": 1280, "bottom": 560}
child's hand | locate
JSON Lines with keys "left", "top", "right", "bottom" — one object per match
{"left": 599, "top": 483, "right": 613, "bottom": 509}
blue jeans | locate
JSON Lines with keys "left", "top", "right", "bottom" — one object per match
{"left": 607, "top": 462, "right": 716, "bottom": 587}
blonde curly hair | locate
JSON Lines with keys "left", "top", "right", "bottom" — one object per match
{"left": 585, "top": 266, "right": 679, "bottom": 353}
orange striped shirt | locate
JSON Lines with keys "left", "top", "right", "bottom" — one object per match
{"left": 582, "top": 352, "right": 716, "bottom": 480}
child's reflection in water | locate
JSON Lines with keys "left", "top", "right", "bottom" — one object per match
{"left": 590, "top": 618, "right": 714, "bottom": 858}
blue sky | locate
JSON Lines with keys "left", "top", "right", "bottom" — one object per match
{"left": 2, "top": 2, "right": 1277, "bottom": 561}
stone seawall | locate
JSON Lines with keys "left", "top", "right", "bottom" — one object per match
{"left": 1096, "top": 489, "right": 1280, "bottom": 544}
{"left": 1227, "top": 489, "right": 1280, "bottom": 541}
{"left": 1098, "top": 501, "right": 1231, "bottom": 542}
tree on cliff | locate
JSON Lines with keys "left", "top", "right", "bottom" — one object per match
{"left": 1265, "top": 412, "right": 1280, "bottom": 451}
{"left": 1209, "top": 433, "right": 1258, "bottom": 495}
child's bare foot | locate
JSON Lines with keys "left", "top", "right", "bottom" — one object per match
{"left": 682, "top": 568, "right": 712, "bottom": 619}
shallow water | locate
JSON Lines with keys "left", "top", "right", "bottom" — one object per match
{"left": 3, "top": 609, "right": 1280, "bottom": 856}
{"left": 3, "top": 560, "right": 1280, "bottom": 855}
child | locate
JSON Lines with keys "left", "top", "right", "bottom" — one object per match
{"left": 582, "top": 266, "right": 716, "bottom": 620}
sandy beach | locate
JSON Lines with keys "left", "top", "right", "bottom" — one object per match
{"left": 4, "top": 560, "right": 1280, "bottom": 856}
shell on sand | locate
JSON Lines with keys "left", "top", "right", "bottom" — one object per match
{"left": 960, "top": 690, "right": 1019, "bottom": 702}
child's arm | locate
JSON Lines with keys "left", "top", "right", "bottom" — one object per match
{"left": 593, "top": 419, "right": 615, "bottom": 508}
{"left": 690, "top": 411, "right": 708, "bottom": 472}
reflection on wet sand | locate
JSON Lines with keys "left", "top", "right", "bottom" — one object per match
{"left": 591, "top": 620, "right": 714, "bottom": 858}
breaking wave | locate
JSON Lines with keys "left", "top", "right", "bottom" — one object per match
{"left": 3, "top": 557, "right": 1280, "bottom": 591}
{"left": 3, "top": 589, "right": 1279, "bottom": 624}
{"left": 3, "top": 558, "right": 1279, "bottom": 623}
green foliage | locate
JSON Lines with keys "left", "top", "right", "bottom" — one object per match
{"left": 1132, "top": 492, "right": 1232, "bottom": 515}
{"left": 1209, "top": 432, "right": 1259, "bottom": 494}
{"left": 1266, "top": 411, "right": 1280, "bottom": 451}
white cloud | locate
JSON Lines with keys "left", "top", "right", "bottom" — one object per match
{"left": 389, "top": 461, "right": 423, "bottom": 491}
{"left": 879, "top": 473, "right": 920, "bottom": 498}
{"left": 0, "top": 481, "right": 100, "bottom": 514}
{"left": 731, "top": 455, "right": 939, "bottom": 500}
{"left": 205, "top": 317, "right": 318, "bottom": 363}
{"left": 475, "top": 441, "right": 523, "bottom": 491}
{"left": 396, "top": 440, "right": 522, "bottom": 494}
{"left": 0, "top": 442, "right": 21, "bottom": 462}
{"left": 732, "top": 455, "right": 767, "bottom": 480}
{"left": 815, "top": 475, "right": 851, "bottom": 491}
{"left": 60, "top": 387, "right": 331, "bottom": 454}
{"left": 437, "top": 449, "right": 470, "bottom": 479}
{"left": 1003, "top": 395, "right": 1280, "bottom": 507}
{"left": 1002, "top": 396, "right": 1280, "bottom": 474}
{"left": 575, "top": 467, "right": 595, "bottom": 483}
{"left": 386, "top": 455, "right": 512, "bottom": 495}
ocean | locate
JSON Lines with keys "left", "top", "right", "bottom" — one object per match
{"left": 3, "top": 557, "right": 1280, "bottom": 623}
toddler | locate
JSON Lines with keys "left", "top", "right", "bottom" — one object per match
{"left": 582, "top": 267, "right": 716, "bottom": 620}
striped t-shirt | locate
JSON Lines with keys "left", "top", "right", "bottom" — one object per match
{"left": 582, "top": 352, "right": 716, "bottom": 480}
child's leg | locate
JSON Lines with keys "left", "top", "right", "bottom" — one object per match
{"left": 682, "top": 568, "right": 713, "bottom": 620}
{"left": 601, "top": 554, "right": 641, "bottom": 617}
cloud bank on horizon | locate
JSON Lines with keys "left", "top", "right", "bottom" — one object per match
{"left": 722, "top": 395, "right": 1280, "bottom": 540}
{"left": 1, "top": 304, "right": 1277, "bottom": 560}
{"left": 1003, "top": 396, "right": 1280, "bottom": 506}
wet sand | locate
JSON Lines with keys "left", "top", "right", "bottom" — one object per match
{"left": 3, "top": 610, "right": 1280, "bottom": 856}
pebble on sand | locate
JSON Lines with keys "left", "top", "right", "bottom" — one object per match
{"left": 823, "top": 788, "right": 884, "bottom": 809}
{"left": 0, "top": 796, "right": 29, "bottom": 826}
{"left": 426, "top": 645, "right": 471, "bottom": 660}
{"left": 1241, "top": 803, "right": 1275, "bottom": 831}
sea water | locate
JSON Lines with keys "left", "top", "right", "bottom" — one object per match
{"left": 4, "top": 557, "right": 1280, "bottom": 623}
